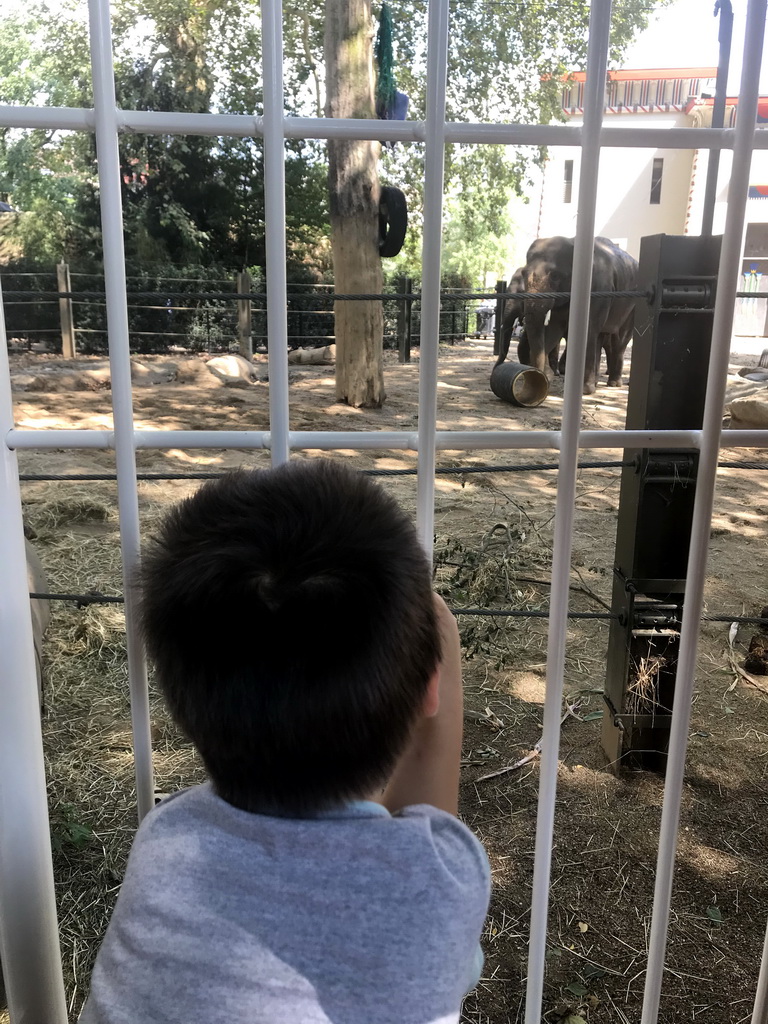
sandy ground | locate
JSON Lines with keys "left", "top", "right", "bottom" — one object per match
{"left": 3, "top": 337, "right": 768, "bottom": 1024}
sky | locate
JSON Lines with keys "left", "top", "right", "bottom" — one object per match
{"left": 623, "top": 0, "right": 768, "bottom": 92}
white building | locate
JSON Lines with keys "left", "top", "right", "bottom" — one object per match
{"left": 531, "top": 67, "right": 768, "bottom": 335}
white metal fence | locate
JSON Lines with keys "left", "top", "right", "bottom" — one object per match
{"left": 1, "top": 0, "right": 768, "bottom": 1021}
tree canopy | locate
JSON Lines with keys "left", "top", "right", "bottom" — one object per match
{"left": 0, "top": 0, "right": 664, "bottom": 282}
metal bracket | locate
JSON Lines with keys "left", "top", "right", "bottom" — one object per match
{"left": 659, "top": 276, "right": 717, "bottom": 310}
{"left": 602, "top": 691, "right": 674, "bottom": 732}
{"left": 639, "top": 451, "right": 697, "bottom": 487}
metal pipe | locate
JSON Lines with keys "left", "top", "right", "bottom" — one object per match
{"left": 641, "top": 1, "right": 767, "bottom": 1020}
{"left": 87, "top": 0, "right": 155, "bottom": 822}
{"left": 525, "top": 1, "right": 612, "bottom": 1020}
{"left": 0, "top": 292, "right": 68, "bottom": 1023}
{"left": 752, "top": 912, "right": 768, "bottom": 1024}
{"left": 5, "top": 426, "right": 767, "bottom": 452}
{"left": 702, "top": 0, "right": 734, "bottom": 235}
{"left": 5, "top": 104, "right": 768, "bottom": 152}
{"left": 261, "top": 0, "right": 290, "bottom": 466}
{"left": 416, "top": 0, "right": 450, "bottom": 554}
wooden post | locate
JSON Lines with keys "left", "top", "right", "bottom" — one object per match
{"left": 236, "top": 270, "right": 252, "bottom": 360}
{"left": 56, "top": 262, "right": 76, "bottom": 358}
{"left": 493, "top": 279, "right": 506, "bottom": 357}
{"left": 397, "top": 276, "right": 413, "bottom": 364}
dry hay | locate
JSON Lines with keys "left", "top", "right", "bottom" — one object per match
{"left": 625, "top": 654, "right": 667, "bottom": 719}
{"left": 7, "top": 456, "right": 768, "bottom": 1024}
{"left": 7, "top": 484, "right": 205, "bottom": 1019}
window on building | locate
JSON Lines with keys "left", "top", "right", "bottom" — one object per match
{"left": 563, "top": 160, "right": 574, "bottom": 204}
{"left": 650, "top": 158, "right": 663, "bottom": 204}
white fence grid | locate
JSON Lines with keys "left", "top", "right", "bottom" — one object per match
{"left": 1, "top": 0, "right": 768, "bottom": 1021}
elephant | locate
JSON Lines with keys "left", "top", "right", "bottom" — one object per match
{"left": 516, "top": 235, "right": 639, "bottom": 395}
{"left": 495, "top": 266, "right": 563, "bottom": 375}
{"left": 494, "top": 267, "right": 525, "bottom": 367}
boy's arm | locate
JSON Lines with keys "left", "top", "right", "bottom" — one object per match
{"left": 381, "top": 595, "right": 463, "bottom": 816}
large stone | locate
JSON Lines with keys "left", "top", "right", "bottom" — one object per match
{"left": 206, "top": 354, "right": 258, "bottom": 388}
{"left": 175, "top": 357, "right": 224, "bottom": 387}
{"left": 287, "top": 345, "right": 336, "bottom": 366}
{"left": 729, "top": 393, "right": 768, "bottom": 429}
{"left": 131, "top": 359, "right": 178, "bottom": 386}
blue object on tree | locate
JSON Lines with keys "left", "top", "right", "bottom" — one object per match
{"left": 375, "top": 3, "right": 396, "bottom": 119}
{"left": 375, "top": 3, "right": 409, "bottom": 149}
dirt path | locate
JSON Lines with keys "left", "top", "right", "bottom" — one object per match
{"left": 6, "top": 343, "right": 768, "bottom": 1024}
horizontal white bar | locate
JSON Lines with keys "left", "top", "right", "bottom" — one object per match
{"left": 447, "top": 123, "right": 751, "bottom": 151}
{"left": 121, "top": 110, "right": 262, "bottom": 137}
{"left": 1, "top": 105, "right": 766, "bottom": 151}
{"left": 6, "top": 427, "right": 767, "bottom": 452}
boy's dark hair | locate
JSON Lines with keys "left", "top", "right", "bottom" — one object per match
{"left": 137, "top": 459, "right": 440, "bottom": 816}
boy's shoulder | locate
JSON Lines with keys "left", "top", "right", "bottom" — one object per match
{"left": 137, "top": 785, "right": 489, "bottom": 892}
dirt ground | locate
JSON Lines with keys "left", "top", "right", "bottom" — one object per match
{"left": 5, "top": 338, "right": 768, "bottom": 1024}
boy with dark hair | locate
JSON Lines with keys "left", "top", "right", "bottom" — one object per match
{"left": 80, "top": 459, "right": 490, "bottom": 1024}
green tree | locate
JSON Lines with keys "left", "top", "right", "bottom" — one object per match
{"left": 0, "top": 0, "right": 329, "bottom": 272}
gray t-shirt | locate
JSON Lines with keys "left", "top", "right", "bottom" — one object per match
{"left": 80, "top": 784, "right": 490, "bottom": 1024}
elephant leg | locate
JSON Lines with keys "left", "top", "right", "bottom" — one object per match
{"left": 606, "top": 321, "right": 632, "bottom": 386}
{"left": 517, "top": 329, "right": 530, "bottom": 366}
{"left": 558, "top": 342, "right": 567, "bottom": 376}
{"left": 527, "top": 333, "right": 553, "bottom": 379}
{"left": 495, "top": 315, "right": 513, "bottom": 366}
{"left": 582, "top": 332, "right": 599, "bottom": 395}
{"left": 540, "top": 320, "right": 562, "bottom": 381}
{"left": 548, "top": 342, "right": 560, "bottom": 375}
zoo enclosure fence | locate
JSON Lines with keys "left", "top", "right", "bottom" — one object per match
{"left": 2, "top": 266, "right": 473, "bottom": 355}
{"left": 1, "top": 1, "right": 768, "bottom": 1024}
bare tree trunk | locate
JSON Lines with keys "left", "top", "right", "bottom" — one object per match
{"left": 324, "top": 0, "right": 385, "bottom": 408}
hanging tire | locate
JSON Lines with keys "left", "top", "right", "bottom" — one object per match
{"left": 379, "top": 186, "right": 408, "bottom": 257}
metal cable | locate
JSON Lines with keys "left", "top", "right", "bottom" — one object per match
{"left": 21, "top": 459, "right": 768, "bottom": 485}
{"left": 18, "top": 461, "right": 633, "bottom": 482}
{"left": 3, "top": 288, "right": 654, "bottom": 303}
{"left": 25, "top": 593, "right": 768, "bottom": 625}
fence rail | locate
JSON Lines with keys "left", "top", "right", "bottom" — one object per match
{"left": 1, "top": 267, "right": 475, "bottom": 357}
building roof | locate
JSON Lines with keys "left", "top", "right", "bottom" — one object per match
{"left": 567, "top": 67, "right": 717, "bottom": 82}
{"left": 684, "top": 96, "right": 768, "bottom": 120}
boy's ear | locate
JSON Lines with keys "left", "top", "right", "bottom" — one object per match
{"left": 422, "top": 669, "right": 440, "bottom": 718}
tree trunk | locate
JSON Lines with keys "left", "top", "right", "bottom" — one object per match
{"left": 324, "top": 0, "right": 385, "bottom": 408}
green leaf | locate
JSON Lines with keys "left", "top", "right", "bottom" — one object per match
{"left": 707, "top": 906, "right": 723, "bottom": 923}
{"left": 565, "top": 981, "right": 589, "bottom": 997}
{"left": 581, "top": 710, "right": 604, "bottom": 722}
{"left": 67, "top": 822, "right": 93, "bottom": 849}
{"left": 582, "top": 964, "right": 607, "bottom": 979}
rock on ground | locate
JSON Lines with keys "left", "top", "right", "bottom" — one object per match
{"left": 206, "top": 354, "right": 259, "bottom": 387}
{"left": 729, "top": 392, "right": 768, "bottom": 429}
{"left": 287, "top": 345, "right": 336, "bottom": 365}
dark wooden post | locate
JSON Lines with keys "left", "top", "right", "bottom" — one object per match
{"left": 236, "top": 270, "right": 252, "bottom": 359}
{"left": 397, "top": 275, "right": 413, "bottom": 363}
{"left": 493, "top": 279, "right": 506, "bottom": 357}
{"left": 602, "top": 233, "right": 722, "bottom": 773}
{"left": 57, "top": 262, "right": 76, "bottom": 358}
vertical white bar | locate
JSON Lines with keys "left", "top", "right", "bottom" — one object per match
{"left": 641, "top": 1, "right": 766, "bottom": 1019}
{"left": 416, "top": 0, "right": 449, "bottom": 556}
{"left": 0, "top": 284, "right": 68, "bottom": 1024}
{"left": 753, "top": 914, "right": 768, "bottom": 1024}
{"left": 88, "top": 0, "right": 154, "bottom": 821}
{"left": 524, "top": 1, "right": 612, "bottom": 1020}
{"left": 261, "top": 0, "right": 290, "bottom": 465}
